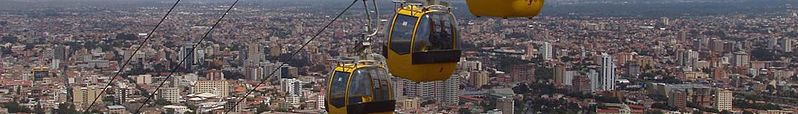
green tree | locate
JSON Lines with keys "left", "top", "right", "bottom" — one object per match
{"left": 3, "top": 102, "right": 33, "bottom": 113}
{"left": 55, "top": 103, "right": 80, "bottom": 114}
{"left": 692, "top": 110, "right": 704, "bottom": 114}
{"left": 155, "top": 99, "right": 172, "bottom": 106}
{"left": 458, "top": 108, "right": 474, "bottom": 114}
{"left": 256, "top": 104, "right": 270, "bottom": 113}
{"left": 720, "top": 110, "right": 733, "bottom": 114}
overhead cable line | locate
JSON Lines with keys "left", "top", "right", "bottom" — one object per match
{"left": 225, "top": 0, "right": 359, "bottom": 113}
{"left": 134, "top": 0, "right": 240, "bottom": 113}
{"left": 84, "top": 0, "right": 183, "bottom": 112}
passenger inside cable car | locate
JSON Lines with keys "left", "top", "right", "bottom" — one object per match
{"left": 326, "top": 65, "right": 394, "bottom": 114}
{"left": 385, "top": 7, "right": 460, "bottom": 82}
{"left": 411, "top": 13, "right": 456, "bottom": 52}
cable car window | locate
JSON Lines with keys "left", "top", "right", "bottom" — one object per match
{"left": 416, "top": 12, "right": 455, "bottom": 52}
{"left": 370, "top": 68, "right": 391, "bottom": 101}
{"left": 348, "top": 68, "right": 374, "bottom": 104}
{"left": 329, "top": 71, "right": 349, "bottom": 107}
{"left": 413, "top": 15, "right": 430, "bottom": 52}
{"left": 389, "top": 14, "right": 418, "bottom": 54}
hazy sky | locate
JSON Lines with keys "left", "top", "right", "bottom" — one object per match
{"left": 1, "top": 0, "right": 795, "bottom": 17}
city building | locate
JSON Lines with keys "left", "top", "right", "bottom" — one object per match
{"left": 135, "top": 74, "right": 152, "bottom": 85}
{"left": 400, "top": 73, "right": 460, "bottom": 106}
{"left": 193, "top": 80, "right": 229, "bottom": 98}
{"left": 783, "top": 38, "right": 793, "bottom": 52}
{"left": 497, "top": 97, "right": 514, "bottom": 114}
{"left": 207, "top": 69, "right": 224, "bottom": 81}
{"left": 72, "top": 85, "right": 103, "bottom": 110}
{"left": 541, "top": 42, "right": 552, "bottom": 61}
{"left": 668, "top": 90, "right": 687, "bottom": 110}
{"left": 715, "top": 89, "right": 733, "bottom": 111}
{"left": 563, "top": 70, "right": 576, "bottom": 86}
{"left": 469, "top": 71, "right": 489, "bottom": 89}
{"left": 281, "top": 78, "right": 303, "bottom": 108}
{"left": 600, "top": 53, "right": 616, "bottom": 91}
{"left": 589, "top": 69, "right": 600, "bottom": 92}
{"left": 554, "top": 64, "right": 566, "bottom": 86}
{"left": 573, "top": 75, "right": 592, "bottom": 93}
{"left": 178, "top": 43, "right": 195, "bottom": 71}
{"left": 510, "top": 64, "right": 534, "bottom": 84}
{"left": 731, "top": 52, "right": 749, "bottom": 68}
{"left": 489, "top": 88, "right": 515, "bottom": 114}
{"left": 159, "top": 87, "right": 182, "bottom": 104}
{"left": 107, "top": 105, "right": 128, "bottom": 114}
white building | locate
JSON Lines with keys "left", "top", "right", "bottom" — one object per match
{"left": 540, "top": 42, "right": 552, "bottom": 61}
{"left": 399, "top": 73, "right": 460, "bottom": 106}
{"left": 159, "top": 87, "right": 182, "bottom": 103}
{"left": 589, "top": 69, "right": 600, "bottom": 92}
{"left": 601, "top": 53, "right": 616, "bottom": 91}
{"left": 783, "top": 38, "right": 793, "bottom": 52}
{"left": 193, "top": 80, "right": 229, "bottom": 98}
{"left": 281, "top": 78, "right": 303, "bottom": 108}
{"left": 715, "top": 89, "right": 733, "bottom": 111}
{"left": 563, "top": 71, "right": 576, "bottom": 86}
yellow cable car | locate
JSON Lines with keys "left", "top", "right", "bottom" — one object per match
{"left": 325, "top": 61, "right": 395, "bottom": 114}
{"left": 384, "top": 5, "right": 461, "bottom": 82}
{"left": 465, "top": 0, "right": 545, "bottom": 18}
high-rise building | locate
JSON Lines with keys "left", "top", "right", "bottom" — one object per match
{"left": 136, "top": 74, "right": 152, "bottom": 85}
{"left": 710, "top": 38, "right": 725, "bottom": 53}
{"left": 193, "top": 80, "right": 229, "bottom": 98}
{"left": 563, "top": 71, "right": 575, "bottom": 86}
{"left": 589, "top": 69, "right": 600, "bottom": 92}
{"left": 470, "top": 71, "right": 489, "bottom": 88}
{"left": 195, "top": 49, "right": 205, "bottom": 65}
{"left": 540, "top": 42, "right": 552, "bottom": 61}
{"left": 554, "top": 64, "right": 566, "bottom": 86}
{"left": 680, "top": 50, "right": 699, "bottom": 67}
{"left": 600, "top": 53, "right": 616, "bottom": 91}
{"left": 627, "top": 63, "right": 641, "bottom": 78}
{"left": 510, "top": 64, "right": 534, "bottom": 83}
{"left": 496, "top": 97, "right": 514, "bottom": 114}
{"left": 783, "top": 38, "right": 793, "bottom": 52}
{"left": 281, "top": 78, "right": 303, "bottom": 108}
{"left": 461, "top": 60, "right": 483, "bottom": 71}
{"left": 207, "top": 69, "right": 225, "bottom": 81}
{"left": 442, "top": 73, "right": 460, "bottom": 105}
{"left": 714, "top": 89, "right": 733, "bottom": 111}
{"left": 573, "top": 76, "right": 591, "bottom": 93}
{"left": 178, "top": 43, "right": 195, "bottom": 71}
{"left": 731, "top": 52, "right": 749, "bottom": 68}
{"left": 247, "top": 43, "right": 261, "bottom": 63}
{"left": 525, "top": 44, "right": 535, "bottom": 59}
{"left": 159, "top": 87, "right": 181, "bottom": 103}
{"left": 669, "top": 90, "right": 687, "bottom": 110}
{"left": 114, "top": 84, "right": 129, "bottom": 105}
{"left": 244, "top": 65, "right": 262, "bottom": 81}
{"left": 54, "top": 45, "right": 67, "bottom": 60}
{"left": 400, "top": 74, "right": 460, "bottom": 106}
{"left": 692, "top": 88, "right": 713, "bottom": 107}
{"left": 72, "top": 85, "right": 103, "bottom": 110}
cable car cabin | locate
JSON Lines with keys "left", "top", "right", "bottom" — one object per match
{"left": 465, "top": 0, "right": 545, "bottom": 18}
{"left": 384, "top": 5, "right": 461, "bottom": 82}
{"left": 326, "top": 63, "right": 395, "bottom": 114}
